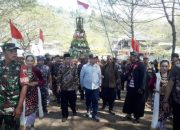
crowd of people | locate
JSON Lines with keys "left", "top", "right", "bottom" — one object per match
{"left": 0, "top": 42, "right": 180, "bottom": 130}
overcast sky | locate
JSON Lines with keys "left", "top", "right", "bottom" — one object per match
{"left": 37, "top": 0, "right": 168, "bottom": 22}
{"left": 38, "top": 0, "right": 95, "bottom": 11}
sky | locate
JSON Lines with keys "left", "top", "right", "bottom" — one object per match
{"left": 38, "top": 0, "right": 95, "bottom": 11}
{"left": 38, "top": 0, "right": 78, "bottom": 9}
{"left": 37, "top": 0, "right": 166, "bottom": 21}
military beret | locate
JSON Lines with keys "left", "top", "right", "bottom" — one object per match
{"left": 2, "top": 43, "right": 19, "bottom": 52}
{"left": 37, "top": 56, "right": 45, "bottom": 61}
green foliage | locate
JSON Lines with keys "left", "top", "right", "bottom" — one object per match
{"left": 69, "top": 39, "right": 91, "bottom": 58}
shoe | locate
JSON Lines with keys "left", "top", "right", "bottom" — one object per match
{"left": 101, "top": 106, "right": 106, "bottom": 110}
{"left": 26, "top": 127, "right": 31, "bottom": 130}
{"left": 92, "top": 116, "right": 100, "bottom": 122}
{"left": 43, "top": 109, "right": 48, "bottom": 114}
{"left": 109, "top": 110, "right": 115, "bottom": 115}
{"left": 85, "top": 112, "right": 92, "bottom": 118}
{"left": 62, "top": 117, "right": 67, "bottom": 122}
{"left": 122, "top": 114, "right": 132, "bottom": 121}
{"left": 30, "top": 127, "right": 35, "bottom": 130}
{"left": 73, "top": 112, "right": 77, "bottom": 116}
{"left": 133, "top": 118, "right": 140, "bottom": 123}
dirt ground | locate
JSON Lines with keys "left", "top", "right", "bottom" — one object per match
{"left": 35, "top": 91, "right": 173, "bottom": 130}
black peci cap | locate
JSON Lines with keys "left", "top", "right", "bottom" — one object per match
{"left": 89, "top": 54, "right": 94, "bottom": 59}
{"left": 171, "top": 53, "right": 179, "bottom": 58}
{"left": 63, "top": 53, "right": 71, "bottom": 58}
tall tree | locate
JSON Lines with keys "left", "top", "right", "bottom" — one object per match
{"left": 102, "top": 0, "right": 145, "bottom": 38}
{"left": 142, "top": 0, "right": 180, "bottom": 54}
{"left": 161, "top": 0, "right": 176, "bottom": 54}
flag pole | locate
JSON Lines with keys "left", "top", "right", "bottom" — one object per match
{"left": 97, "top": 0, "right": 114, "bottom": 56}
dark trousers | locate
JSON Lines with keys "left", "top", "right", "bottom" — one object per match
{"left": 40, "top": 87, "right": 48, "bottom": 111}
{"left": 116, "top": 87, "right": 121, "bottom": 99}
{"left": 85, "top": 88, "right": 99, "bottom": 117}
{"left": 145, "top": 86, "right": 153, "bottom": 102}
{"left": 102, "top": 87, "right": 116, "bottom": 111}
{"left": 61, "top": 90, "right": 77, "bottom": 118}
{"left": 52, "top": 82, "right": 61, "bottom": 104}
{"left": 172, "top": 100, "right": 180, "bottom": 130}
{"left": 78, "top": 85, "right": 85, "bottom": 100}
{"left": 0, "top": 115, "right": 20, "bottom": 130}
{"left": 121, "top": 76, "right": 126, "bottom": 90}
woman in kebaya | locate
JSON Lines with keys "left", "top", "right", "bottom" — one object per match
{"left": 149, "top": 60, "right": 170, "bottom": 130}
{"left": 20, "top": 52, "right": 44, "bottom": 130}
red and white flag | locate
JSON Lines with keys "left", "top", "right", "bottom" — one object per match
{"left": 38, "top": 29, "right": 44, "bottom": 55}
{"left": 77, "top": 0, "right": 89, "bottom": 10}
{"left": 31, "top": 29, "right": 44, "bottom": 56}
{"left": 9, "top": 20, "right": 23, "bottom": 40}
{"left": 39, "top": 29, "right": 44, "bottom": 43}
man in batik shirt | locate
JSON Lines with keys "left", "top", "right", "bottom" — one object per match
{"left": 57, "top": 53, "right": 78, "bottom": 122}
{"left": 0, "top": 43, "right": 27, "bottom": 130}
{"left": 36, "top": 56, "right": 52, "bottom": 113}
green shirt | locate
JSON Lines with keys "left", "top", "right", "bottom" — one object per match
{"left": 0, "top": 60, "right": 21, "bottom": 115}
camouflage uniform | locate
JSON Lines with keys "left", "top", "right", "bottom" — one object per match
{"left": 51, "top": 63, "right": 63, "bottom": 103}
{"left": 169, "top": 64, "right": 180, "bottom": 130}
{"left": 36, "top": 64, "right": 50, "bottom": 112}
{"left": 0, "top": 60, "right": 21, "bottom": 130}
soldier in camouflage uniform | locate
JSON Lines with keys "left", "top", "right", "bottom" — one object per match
{"left": 51, "top": 55, "right": 63, "bottom": 104}
{"left": 0, "top": 43, "right": 27, "bottom": 130}
{"left": 164, "top": 62, "right": 180, "bottom": 130}
{"left": 36, "top": 56, "right": 52, "bottom": 113}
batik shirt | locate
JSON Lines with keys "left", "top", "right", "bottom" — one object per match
{"left": 169, "top": 63, "right": 180, "bottom": 104}
{"left": 58, "top": 64, "right": 78, "bottom": 91}
{"left": 36, "top": 65, "right": 50, "bottom": 86}
{"left": 0, "top": 60, "right": 21, "bottom": 115}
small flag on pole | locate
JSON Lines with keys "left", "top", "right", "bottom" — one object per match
{"left": 38, "top": 29, "right": 44, "bottom": 55}
{"left": 39, "top": 29, "right": 44, "bottom": 43}
{"left": 77, "top": 0, "right": 89, "bottom": 10}
{"left": 131, "top": 37, "right": 136, "bottom": 51}
{"left": 131, "top": 37, "right": 140, "bottom": 52}
{"left": 31, "top": 29, "right": 44, "bottom": 56}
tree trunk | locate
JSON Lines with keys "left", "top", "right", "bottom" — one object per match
{"left": 171, "top": 23, "right": 176, "bottom": 54}
{"left": 131, "top": 0, "right": 134, "bottom": 39}
{"left": 161, "top": 0, "right": 176, "bottom": 55}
